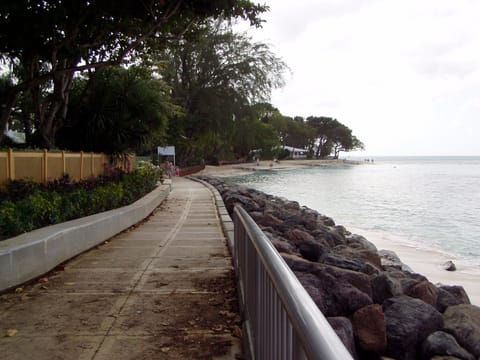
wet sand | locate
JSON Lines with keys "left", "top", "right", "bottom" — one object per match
{"left": 361, "top": 231, "right": 480, "bottom": 306}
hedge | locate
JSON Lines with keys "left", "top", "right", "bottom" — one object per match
{"left": 0, "top": 163, "right": 162, "bottom": 240}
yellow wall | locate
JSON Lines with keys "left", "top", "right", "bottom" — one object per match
{"left": 0, "top": 149, "right": 118, "bottom": 185}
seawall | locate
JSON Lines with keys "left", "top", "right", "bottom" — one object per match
{"left": 196, "top": 175, "right": 480, "bottom": 360}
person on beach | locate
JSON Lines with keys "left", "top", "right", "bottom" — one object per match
{"left": 164, "top": 161, "right": 173, "bottom": 178}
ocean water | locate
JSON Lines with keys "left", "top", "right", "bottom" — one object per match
{"left": 226, "top": 157, "right": 480, "bottom": 267}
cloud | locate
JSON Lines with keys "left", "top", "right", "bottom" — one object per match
{"left": 245, "top": 0, "right": 480, "bottom": 155}
{"left": 259, "top": 0, "right": 379, "bottom": 43}
{"left": 417, "top": 60, "right": 477, "bottom": 79}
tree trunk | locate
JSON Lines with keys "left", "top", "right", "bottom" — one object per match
{"left": 33, "top": 68, "right": 74, "bottom": 149}
{"left": 0, "top": 90, "right": 20, "bottom": 141}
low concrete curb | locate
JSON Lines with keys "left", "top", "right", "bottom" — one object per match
{"left": 0, "top": 182, "right": 171, "bottom": 292}
{"left": 187, "top": 177, "right": 234, "bottom": 253}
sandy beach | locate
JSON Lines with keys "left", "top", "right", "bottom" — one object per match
{"left": 198, "top": 159, "right": 360, "bottom": 177}
{"left": 199, "top": 160, "right": 480, "bottom": 306}
{"left": 360, "top": 230, "right": 480, "bottom": 306}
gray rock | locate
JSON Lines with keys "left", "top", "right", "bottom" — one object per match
{"left": 443, "top": 304, "right": 480, "bottom": 357}
{"left": 255, "top": 212, "right": 284, "bottom": 228}
{"left": 282, "top": 253, "right": 318, "bottom": 273}
{"left": 329, "top": 225, "right": 347, "bottom": 245}
{"left": 294, "top": 271, "right": 331, "bottom": 314}
{"left": 383, "top": 295, "right": 444, "bottom": 360}
{"left": 270, "top": 237, "right": 296, "bottom": 254}
{"left": 361, "top": 262, "right": 382, "bottom": 276}
{"left": 322, "top": 253, "right": 365, "bottom": 272}
{"left": 328, "top": 317, "right": 359, "bottom": 359}
{"left": 311, "top": 229, "right": 337, "bottom": 248}
{"left": 439, "top": 285, "right": 471, "bottom": 306}
{"left": 444, "top": 260, "right": 457, "bottom": 271}
{"left": 290, "top": 261, "right": 373, "bottom": 317}
{"left": 333, "top": 245, "right": 382, "bottom": 271}
{"left": 283, "top": 214, "right": 317, "bottom": 231}
{"left": 371, "top": 273, "right": 403, "bottom": 304}
{"left": 378, "top": 249, "right": 402, "bottom": 264}
{"left": 346, "top": 233, "right": 378, "bottom": 253}
{"left": 298, "top": 239, "right": 326, "bottom": 262}
{"left": 421, "top": 331, "right": 475, "bottom": 360}
{"left": 321, "top": 264, "right": 373, "bottom": 299}
{"left": 437, "top": 286, "right": 471, "bottom": 313}
{"left": 223, "top": 193, "right": 260, "bottom": 213}
{"left": 378, "top": 249, "right": 414, "bottom": 273}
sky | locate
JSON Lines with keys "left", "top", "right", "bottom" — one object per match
{"left": 239, "top": 0, "right": 480, "bottom": 156}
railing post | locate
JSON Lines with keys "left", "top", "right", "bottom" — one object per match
{"left": 292, "top": 333, "right": 308, "bottom": 360}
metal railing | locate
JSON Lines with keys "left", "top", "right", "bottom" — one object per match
{"left": 233, "top": 205, "right": 354, "bottom": 360}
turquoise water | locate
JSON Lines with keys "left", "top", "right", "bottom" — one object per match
{"left": 226, "top": 157, "right": 480, "bottom": 266}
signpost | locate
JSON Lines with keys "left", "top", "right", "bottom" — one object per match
{"left": 157, "top": 146, "right": 175, "bottom": 167}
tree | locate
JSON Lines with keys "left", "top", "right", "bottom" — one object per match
{"left": 330, "top": 123, "right": 365, "bottom": 158}
{"left": 250, "top": 103, "right": 288, "bottom": 145}
{"left": 284, "top": 117, "right": 314, "bottom": 150}
{"left": 160, "top": 21, "right": 288, "bottom": 164}
{"left": 306, "top": 116, "right": 364, "bottom": 158}
{"left": 56, "top": 66, "right": 179, "bottom": 153}
{"left": 231, "top": 104, "right": 281, "bottom": 160}
{"left": 306, "top": 116, "right": 336, "bottom": 158}
{"left": 0, "top": 0, "right": 267, "bottom": 148}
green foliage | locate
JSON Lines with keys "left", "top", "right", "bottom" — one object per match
{"left": 0, "top": 168, "right": 161, "bottom": 240}
{"left": 56, "top": 66, "right": 180, "bottom": 153}
{"left": 160, "top": 21, "right": 288, "bottom": 164}
{"left": 0, "top": 0, "right": 268, "bottom": 148}
{"left": 306, "top": 116, "right": 364, "bottom": 158}
{"left": 1, "top": 2, "right": 366, "bottom": 162}
{"left": 252, "top": 103, "right": 314, "bottom": 151}
{"left": 2, "top": 178, "right": 39, "bottom": 202}
{"left": 16, "top": 191, "right": 63, "bottom": 232}
{"left": 0, "top": 200, "right": 20, "bottom": 237}
{"left": 122, "top": 165, "right": 160, "bottom": 204}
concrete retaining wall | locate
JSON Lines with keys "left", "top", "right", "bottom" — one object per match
{"left": 0, "top": 183, "right": 171, "bottom": 292}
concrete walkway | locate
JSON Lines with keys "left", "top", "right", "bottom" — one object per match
{"left": 0, "top": 177, "right": 241, "bottom": 359}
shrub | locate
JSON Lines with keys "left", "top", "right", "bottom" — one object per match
{"left": 0, "top": 164, "right": 162, "bottom": 240}
{"left": 0, "top": 201, "right": 21, "bottom": 238}
{"left": 0, "top": 178, "right": 40, "bottom": 202}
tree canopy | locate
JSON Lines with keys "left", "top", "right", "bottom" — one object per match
{"left": 306, "top": 116, "right": 364, "bottom": 158}
{"left": 0, "top": 0, "right": 267, "bottom": 148}
{"left": 0, "top": 2, "right": 365, "bottom": 162}
{"left": 159, "top": 21, "right": 288, "bottom": 164}
{"left": 56, "top": 66, "right": 180, "bottom": 153}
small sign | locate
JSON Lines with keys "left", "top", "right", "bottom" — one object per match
{"left": 157, "top": 146, "right": 175, "bottom": 156}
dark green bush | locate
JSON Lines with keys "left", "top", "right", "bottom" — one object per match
{"left": 0, "top": 200, "right": 21, "bottom": 236}
{"left": 0, "top": 166, "right": 161, "bottom": 240}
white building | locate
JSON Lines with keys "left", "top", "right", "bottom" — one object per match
{"left": 283, "top": 146, "right": 308, "bottom": 159}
